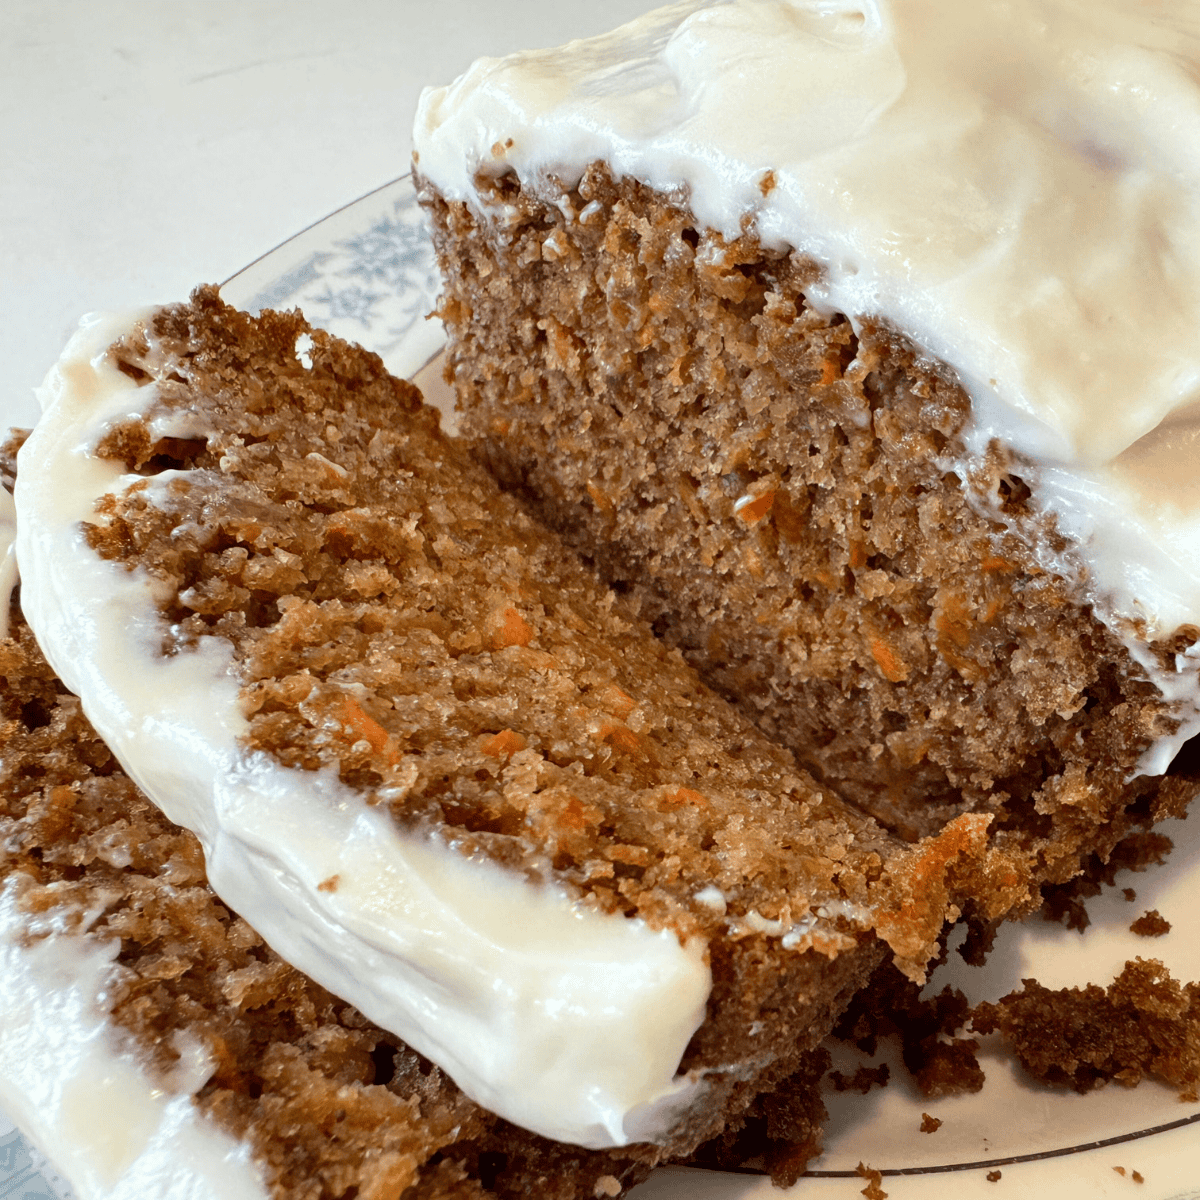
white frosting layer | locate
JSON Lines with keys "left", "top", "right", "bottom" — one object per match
{"left": 0, "top": 880, "right": 269, "bottom": 1200}
{"left": 12, "top": 310, "right": 712, "bottom": 1150}
{"left": 414, "top": 0, "right": 1200, "bottom": 682}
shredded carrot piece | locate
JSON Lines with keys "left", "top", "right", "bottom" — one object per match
{"left": 317, "top": 875, "right": 340, "bottom": 894}
{"left": 849, "top": 540, "right": 868, "bottom": 569}
{"left": 980, "top": 555, "right": 1013, "bottom": 573}
{"left": 342, "top": 697, "right": 397, "bottom": 761}
{"left": 870, "top": 636, "right": 909, "bottom": 683}
{"left": 935, "top": 595, "right": 974, "bottom": 650}
{"left": 480, "top": 729, "right": 527, "bottom": 759}
{"left": 559, "top": 795, "right": 604, "bottom": 831}
{"left": 586, "top": 480, "right": 613, "bottom": 512}
{"left": 668, "top": 787, "right": 708, "bottom": 808}
{"left": 736, "top": 491, "right": 776, "bottom": 525}
{"left": 820, "top": 357, "right": 839, "bottom": 385}
{"left": 608, "top": 843, "right": 651, "bottom": 866}
{"left": 491, "top": 606, "right": 533, "bottom": 649}
{"left": 597, "top": 721, "right": 641, "bottom": 754}
{"left": 599, "top": 684, "right": 637, "bottom": 719}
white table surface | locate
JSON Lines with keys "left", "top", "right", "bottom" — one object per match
{"left": 2, "top": 0, "right": 653, "bottom": 429}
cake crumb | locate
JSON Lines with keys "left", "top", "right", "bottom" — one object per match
{"left": 830, "top": 1064, "right": 891, "bottom": 1094}
{"left": 832, "top": 962, "right": 987, "bottom": 1097}
{"left": 1114, "top": 1167, "right": 1126, "bottom": 1176}
{"left": 1132, "top": 1171, "right": 1144, "bottom": 1184}
{"left": 1040, "top": 833, "right": 1174, "bottom": 931}
{"left": 970, "top": 958, "right": 1200, "bottom": 1093}
{"left": 856, "top": 1163, "right": 888, "bottom": 1199}
{"left": 986, "top": 1170, "right": 1002, "bottom": 1182}
{"left": 317, "top": 874, "right": 340, "bottom": 893}
{"left": 1130, "top": 910, "right": 1171, "bottom": 937}
{"left": 594, "top": 1175, "right": 622, "bottom": 1198}
{"left": 920, "top": 1112, "right": 942, "bottom": 1133}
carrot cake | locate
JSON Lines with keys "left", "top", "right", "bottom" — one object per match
{"left": 413, "top": 0, "right": 1200, "bottom": 902}
{"left": 8, "top": 288, "right": 990, "bottom": 1165}
{"left": 0, "top": 603, "right": 749, "bottom": 1200}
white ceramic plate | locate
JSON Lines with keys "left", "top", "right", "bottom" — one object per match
{"left": 3, "top": 175, "right": 1199, "bottom": 1200}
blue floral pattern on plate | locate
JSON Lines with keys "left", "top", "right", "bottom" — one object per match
{"left": 225, "top": 174, "right": 445, "bottom": 375}
{"left": 0, "top": 1124, "right": 73, "bottom": 1200}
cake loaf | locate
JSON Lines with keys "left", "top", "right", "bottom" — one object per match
{"left": 10, "top": 288, "right": 989, "bottom": 1163}
{"left": 414, "top": 0, "right": 1200, "bottom": 921}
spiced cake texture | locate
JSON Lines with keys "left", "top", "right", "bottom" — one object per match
{"left": 832, "top": 913, "right": 1200, "bottom": 1105}
{"left": 971, "top": 959, "right": 1200, "bottom": 1096}
{"left": 420, "top": 164, "right": 1200, "bottom": 913}
{"left": 0, "top": 608, "right": 685, "bottom": 1199}
{"left": 65, "top": 286, "right": 978, "bottom": 1156}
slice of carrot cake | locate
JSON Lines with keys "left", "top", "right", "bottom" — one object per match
{"left": 1, "top": 603, "right": 783, "bottom": 1200}
{"left": 11, "top": 288, "right": 979, "bottom": 1160}
{"left": 413, "top": 0, "right": 1200, "bottom": 910}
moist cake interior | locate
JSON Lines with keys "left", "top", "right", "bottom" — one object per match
{"left": 421, "top": 164, "right": 1200, "bottom": 921}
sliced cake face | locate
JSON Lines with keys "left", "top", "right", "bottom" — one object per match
{"left": 413, "top": 0, "right": 1200, "bottom": 869}
{"left": 421, "top": 169, "right": 1200, "bottom": 859}
{"left": 11, "top": 289, "right": 958, "bottom": 1154}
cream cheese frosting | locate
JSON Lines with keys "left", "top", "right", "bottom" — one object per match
{"left": 0, "top": 879, "right": 269, "bottom": 1200}
{"left": 12, "top": 310, "right": 712, "bottom": 1151}
{"left": 413, "top": 0, "right": 1200, "bottom": 685}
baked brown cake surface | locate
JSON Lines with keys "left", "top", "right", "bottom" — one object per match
{"left": 420, "top": 164, "right": 1200, "bottom": 913}
{"left": 53, "top": 287, "right": 993, "bottom": 1158}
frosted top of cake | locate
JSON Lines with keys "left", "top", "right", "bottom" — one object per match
{"left": 415, "top": 0, "right": 1200, "bottom": 639}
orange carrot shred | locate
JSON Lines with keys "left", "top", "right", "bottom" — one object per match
{"left": 342, "top": 697, "right": 395, "bottom": 759}
{"left": 870, "top": 637, "right": 908, "bottom": 683}
{"left": 560, "top": 795, "right": 598, "bottom": 830}
{"left": 491, "top": 606, "right": 534, "bottom": 649}
{"left": 586, "top": 481, "right": 613, "bottom": 513}
{"left": 480, "top": 729, "right": 528, "bottom": 759}
{"left": 597, "top": 721, "right": 641, "bottom": 754}
{"left": 599, "top": 684, "right": 637, "bottom": 719}
{"left": 736, "top": 491, "right": 776, "bottom": 524}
